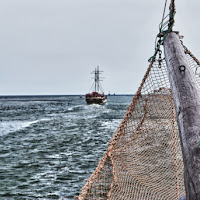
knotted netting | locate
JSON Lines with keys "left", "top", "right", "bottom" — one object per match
{"left": 77, "top": 44, "right": 200, "bottom": 200}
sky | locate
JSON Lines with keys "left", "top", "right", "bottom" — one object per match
{"left": 0, "top": 0, "right": 200, "bottom": 95}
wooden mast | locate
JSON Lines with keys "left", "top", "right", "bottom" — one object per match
{"left": 163, "top": 1, "right": 200, "bottom": 199}
{"left": 93, "top": 66, "right": 102, "bottom": 93}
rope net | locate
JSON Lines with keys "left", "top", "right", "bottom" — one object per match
{"left": 77, "top": 43, "right": 200, "bottom": 200}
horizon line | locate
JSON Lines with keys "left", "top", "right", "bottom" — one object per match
{"left": 0, "top": 94, "right": 134, "bottom": 97}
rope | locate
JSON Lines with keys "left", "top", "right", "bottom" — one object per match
{"left": 160, "top": 0, "right": 168, "bottom": 32}
{"left": 181, "top": 42, "right": 200, "bottom": 66}
{"left": 181, "top": 41, "right": 200, "bottom": 76}
{"left": 148, "top": 0, "right": 176, "bottom": 62}
{"left": 99, "top": 83, "right": 104, "bottom": 94}
{"left": 169, "top": 0, "right": 176, "bottom": 29}
{"left": 89, "top": 82, "right": 95, "bottom": 93}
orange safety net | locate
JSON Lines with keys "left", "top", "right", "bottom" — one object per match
{"left": 76, "top": 43, "right": 200, "bottom": 200}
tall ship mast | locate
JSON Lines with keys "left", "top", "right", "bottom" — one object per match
{"left": 85, "top": 66, "right": 107, "bottom": 105}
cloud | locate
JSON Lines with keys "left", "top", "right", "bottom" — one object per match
{"left": 0, "top": 0, "right": 199, "bottom": 95}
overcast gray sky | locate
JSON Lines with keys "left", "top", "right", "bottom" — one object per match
{"left": 0, "top": 0, "right": 199, "bottom": 95}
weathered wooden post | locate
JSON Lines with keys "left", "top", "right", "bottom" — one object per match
{"left": 164, "top": 31, "right": 200, "bottom": 199}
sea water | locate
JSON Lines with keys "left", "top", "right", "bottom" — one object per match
{"left": 0, "top": 95, "right": 133, "bottom": 199}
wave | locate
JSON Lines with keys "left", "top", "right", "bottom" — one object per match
{"left": 67, "top": 104, "right": 106, "bottom": 112}
{"left": 0, "top": 118, "right": 50, "bottom": 136}
{"left": 67, "top": 105, "right": 86, "bottom": 111}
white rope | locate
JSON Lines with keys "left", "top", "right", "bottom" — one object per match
{"left": 160, "top": 0, "right": 168, "bottom": 31}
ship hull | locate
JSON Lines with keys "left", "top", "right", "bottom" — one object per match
{"left": 86, "top": 96, "right": 107, "bottom": 105}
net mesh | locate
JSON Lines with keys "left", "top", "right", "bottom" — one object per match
{"left": 77, "top": 45, "right": 200, "bottom": 200}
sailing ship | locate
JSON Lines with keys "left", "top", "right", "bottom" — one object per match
{"left": 85, "top": 66, "right": 107, "bottom": 105}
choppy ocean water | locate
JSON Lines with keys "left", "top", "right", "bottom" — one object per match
{"left": 0, "top": 95, "right": 133, "bottom": 200}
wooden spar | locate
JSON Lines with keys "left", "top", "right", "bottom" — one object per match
{"left": 164, "top": 32, "right": 200, "bottom": 200}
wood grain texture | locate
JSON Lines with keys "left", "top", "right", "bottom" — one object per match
{"left": 164, "top": 32, "right": 200, "bottom": 200}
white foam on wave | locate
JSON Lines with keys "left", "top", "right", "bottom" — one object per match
{"left": 101, "top": 119, "right": 121, "bottom": 130}
{"left": 0, "top": 118, "right": 50, "bottom": 136}
{"left": 67, "top": 105, "right": 84, "bottom": 111}
{"left": 67, "top": 104, "right": 105, "bottom": 112}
